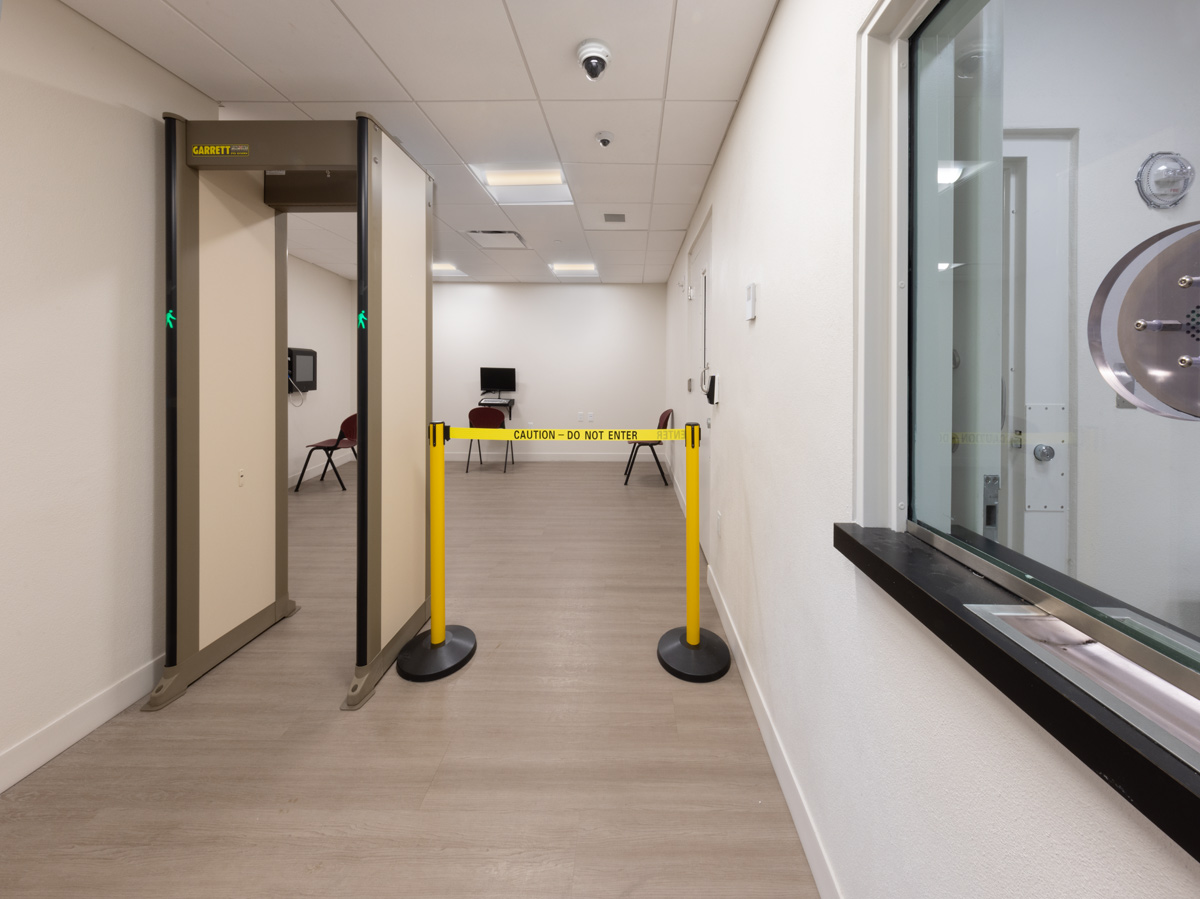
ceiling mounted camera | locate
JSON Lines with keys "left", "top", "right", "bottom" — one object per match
{"left": 595, "top": 131, "right": 614, "bottom": 148}
{"left": 577, "top": 40, "right": 610, "bottom": 81}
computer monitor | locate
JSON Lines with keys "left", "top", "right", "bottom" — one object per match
{"left": 480, "top": 367, "right": 516, "bottom": 392}
{"left": 288, "top": 347, "right": 317, "bottom": 393}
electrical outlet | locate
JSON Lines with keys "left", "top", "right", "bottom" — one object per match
{"left": 238, "top": 469, "right": 245, "bottom": 488}
{"left": 578, "top": 411, "right": 583, "bottom": 421}
{"left": 588, "top": 412, "right": 594, "bottom": 422}
{"left": 716, "top": 510, "right": 723, "bottom": 537}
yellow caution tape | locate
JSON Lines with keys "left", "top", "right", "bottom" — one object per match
{"left": 448, "top": 427, "right": 687, "bottom": 442}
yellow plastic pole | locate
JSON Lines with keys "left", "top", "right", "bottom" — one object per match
{"left": 686, "top": 422, "right": 700, "bottom": 646}
{"left": 429, "top": 422, "right": 446, "bottom": 646}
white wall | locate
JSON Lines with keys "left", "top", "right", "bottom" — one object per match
{"left": 286, "top": 255, "right": 357, "bottom": 485}
{"left": 433, "top": 282, "right": 668, "bottom": 462}
{"left": 0, "top": 0, "right": 215, "bottom": 789}
{"left": 663, "top": 0, "right": 1200, "bottom": 895}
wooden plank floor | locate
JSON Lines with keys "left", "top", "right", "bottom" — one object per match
{"left": 0, "top": 459, "right": 815, "bottom": 898}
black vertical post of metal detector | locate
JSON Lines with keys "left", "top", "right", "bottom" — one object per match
{"left": 354, "top": 115, "right": 370, "bottom": 669}
{"left": 164, "top": 115, "right": 179, "bottom": 668}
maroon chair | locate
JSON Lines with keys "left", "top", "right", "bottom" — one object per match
{"left": 624, "top": 409, "right": 672, "bottom": 486}
{"left": 295, "top": 413, "right": 357, "bottom": 492}
{"left": 466, "top": 406, "right": 513, "bottom": 473}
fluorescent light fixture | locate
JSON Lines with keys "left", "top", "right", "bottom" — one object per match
{"left": 937, "top": 263, "right": 950, "bottom": 271}
{"left": 431, "top": 263, "right": 457, "bottom": 271}
{"left": 551, "top": 263, "right": 598, "bottom": 278}
{"left": 469, "top": 165, "right": 573, "bottom": 206}
{"left": 431, "top": 262, "right": 469, "bottom": 277}
{"left": 484, "top": 169, "right": 563, "bottom": 187}
{"left": 937, "top": 165, "right": 964, "bottom": 185}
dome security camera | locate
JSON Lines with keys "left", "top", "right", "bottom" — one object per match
{"left": 595, "top": 131, "right": 614, "bottom": 148}
{"left": 577, "top": 40, "right": 610, "bottom": 81}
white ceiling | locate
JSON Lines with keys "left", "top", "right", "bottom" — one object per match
{"left": 63, "top": 0, "right": 777, "bottom": 284}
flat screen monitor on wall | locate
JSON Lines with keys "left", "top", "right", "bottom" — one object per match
{"left": 288, "top": 347, "right": 317, "bottom": 393}
{"left": 480, "top": 367, "right": 516, "bottom": 393}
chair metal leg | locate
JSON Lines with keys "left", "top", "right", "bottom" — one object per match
{"left": 350, "top": 447, "right": 358, "bottom": 460}
{"left": 477, "top": 440, "right": 484, "bottom": 465}
{"left": 624, "top": 444, "right": 641, "bottom": 485}
{"left": 326, "top": 450, "right": 347, "bottom": 490}
{"left": 466, "top": 439, "right": 473, "bottom": 473}
{"left": 294, "top": 447, "right": 318, "bottom": 492}
{"left": 624, "top": 444, "right": 638, "bottom": 477}
{"left": 649, "top": 445, "right": 668, "bottom": 486}
{"left": 319, "top": 452, "right": 332, "bottom": 481}
{"left": 503, "top": 440, "right": 508, "bottom": 473}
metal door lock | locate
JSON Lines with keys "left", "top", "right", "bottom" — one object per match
{"left": 1032, "top": 444, "right": 1056, "bottom": 462}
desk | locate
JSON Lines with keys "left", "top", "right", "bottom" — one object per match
{"left": 477, "top": 397, "right": 514, "bottom": 419}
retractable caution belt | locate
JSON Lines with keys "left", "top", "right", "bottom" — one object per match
{"left": 448, "top": 427, "right": 686, "bottom": 442}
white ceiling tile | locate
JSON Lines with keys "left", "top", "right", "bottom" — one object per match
{"left": 642, "top": 264, "right": 673, "bottom": 283}
{"left": 499, "top": 205, "right": 583, "bottom": 235}
{"left": 432, "top": 232, "right": 495, "bottom": 270}
{"left": 323, "top": 263, "right": 359, "bottom": 281}
{"left": 61, "top": 0, "right": 286, "bottom": 101}
{"left": 461, "top": 263, "right": 517, "bottom": 283}
{"left": 288, "top": 247, "right": 356, "bottom": 266}
{"left": 218, "top": 102, "right": 309, "bottom": 120}
{"left": 666, "top": 0, "right": 778, "bottom": 100}
{"left": 577, "top": 204, "right": 651, "bottom": 230}
{"left": 593, "top": 250, "right": 647, "bottom": 266}
{"left": 649, "top": 204, "right": 695, "bottom": 230}
{"left": 586, "top": 231, "right": 648, "bottom": 252}
{"left": 653, "top": 165, "right": 711, "bottom": 205}
{"left": 299, "top": 102, "right": 461, "bottom": 165}
{"left": 165, "top": 0, "right": 409, "bottom": 102}
{"left": 337, "top": 0, "right": 535, "bottom": 101}
{"left": 647, "top": 230, "right": 687, "bottom": 255}
{"left": 506, "top": 0, "right": 675, "bottom": 100}
{"left": 421, "top": 101, "right": 558, "bottom": 165}
{"left": 310, "top": 212, "right": 358, "bottom": 240}
{"left": 287, "top": 227, "right": 355, "bottom": 252}
{"left": 435, "top": 205, "right": 514, "bottom": 233}
{"left": 598, "top": 264, "right": 645, "bottom": 283}
{"left": 427, "top": 165, "right": 493, "bottom": 206}
{"left": 658, "top": 101, "right": 736, "bottom": 164}
{"left": 543, "top": 101, "right": 662, "bottom": 164}
{"left": 483, "top": 250, "right": 558, "bottom": 281}
{"left": 521, "top": 229, "right": 593, "bottom": 262}
{"left": 562, "top": 164, "right": 655, "bottom": 203}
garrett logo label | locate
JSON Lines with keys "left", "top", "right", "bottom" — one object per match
{"left": 191, "top": 144, "right": 250, "bottom": 156}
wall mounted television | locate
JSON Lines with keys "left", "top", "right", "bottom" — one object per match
{"left": 288, "top": 347, "right": 317, "bottom": 393}
{"left": 480, "top": 367, "right": 516, "bottom": 392}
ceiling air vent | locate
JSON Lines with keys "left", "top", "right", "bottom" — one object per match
{"left": 467, "top": 230, "right": 526, "bottom": 249}
{"left": 603, "top": 213, "right": 626, "bottom": 223}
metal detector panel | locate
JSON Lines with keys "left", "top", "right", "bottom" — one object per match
{"left": 344, "top": 117, "right": 433, "bottom": 709}
{"left": 1090, "top": 222, "right": 1200, "bottom": 419}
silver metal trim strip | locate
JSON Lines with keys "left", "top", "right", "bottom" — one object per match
{"left": 906, "top": 520, "right": 1200, "bottom": 702}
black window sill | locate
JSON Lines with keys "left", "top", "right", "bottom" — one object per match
{"left": 834, "top": 522, "right": 1200, "bottom": 863}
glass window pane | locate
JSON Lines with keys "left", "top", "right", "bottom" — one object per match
{"left": 910, "top": 0, "right": 1200, "bottom": 662}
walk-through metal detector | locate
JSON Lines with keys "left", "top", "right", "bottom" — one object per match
{"left": 145, "top": 114, "right": 432, "bottom": 711}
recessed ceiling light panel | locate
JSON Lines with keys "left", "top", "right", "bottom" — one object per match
{"left": 467, "top": 230, "right": 527, "bottom": 249}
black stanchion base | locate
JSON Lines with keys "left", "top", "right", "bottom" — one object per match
{"left": 396, "top": 625, "right": 477, "bottom": 682}
{"left": 657, "top": 626, "right": 731, "bottom": 682}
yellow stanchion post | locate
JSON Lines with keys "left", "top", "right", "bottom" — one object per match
{"left": 396, "top": 422, "right": 476, "bottom": 681}
{"left": 657, "top": 422, "right": 730, "bottom": 682}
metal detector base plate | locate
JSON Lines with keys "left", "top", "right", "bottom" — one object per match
{"left": 657, "top": 626, "right": 731, "bottom": 682}
{"left": 396, "top": 625, "right": 477, "bottom": 682}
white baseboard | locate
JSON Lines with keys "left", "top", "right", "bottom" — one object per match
{"left": 707, "top": 566, "right": 844, "bottom": 899}
{"left": 289, "top": 448, "right": 355, "bottom": 485}
{"left": 0, "top": 655, "right": 162, "bottom": 792}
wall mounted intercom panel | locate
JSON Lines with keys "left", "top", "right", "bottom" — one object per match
{"left": 288, "top": 347, "right": 317, "bottom": 393}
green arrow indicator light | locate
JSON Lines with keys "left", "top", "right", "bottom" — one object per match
{"left": 358, "top": 311, "right": 367, "bottom": 329}
{"left": 166, "top": 309, "right": 176, "bottom": 329}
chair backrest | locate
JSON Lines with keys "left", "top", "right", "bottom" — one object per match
{"left": 657, "top": 408, "right": 673, "bottom": 429}
{"left": 468, "top": 406, "right": 506, "bottom": 429}
{"left": 339, "top": 413, "right": 358, "bottom": 442}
